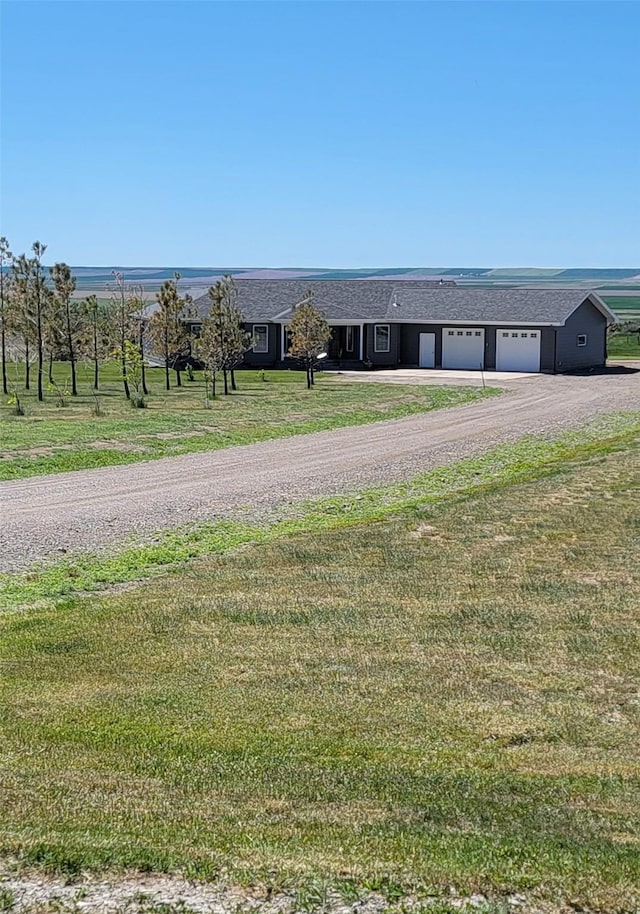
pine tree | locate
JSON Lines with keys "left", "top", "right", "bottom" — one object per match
{"left": 50, "top": 262, "right": 79, "bottom": 395}
{"left": 287, "top": 291, "right": 331, "bottom": 388}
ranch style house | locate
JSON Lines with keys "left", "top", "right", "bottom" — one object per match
{"left": 192, "top": 280, "right": 616, "bottom": 374}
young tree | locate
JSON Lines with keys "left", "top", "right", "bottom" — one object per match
{"left": 44, "top": 285, "right": 64, "bottom": 384}
{"left": 0, "top": 236, "right": 12, "bottom": 394}
{"left": 9, "top": 255, "right": 32, "bottom": 389}
{"left": 128, "top": 285, "right": 149, "bottom": 396}
{"left": 82, "top": 294, "right": 104, "bottom": 390}
{"left": 287, "top": 291, "right": 331, "bottom": 388}
{"left": 194, "top": 310, "right": 225, "bottom": 400}
{"left": 198, "top": 276, "right": 250, "bottom": 396}
{"left": 50, "top": 262, "right": 79, "bottom": 395}
{"left": 30, "top": 241, "right": 49, "bottom": 402}
{"left": 148, "top": 272, "right": 186, "bottom": 391}
{"left": 219, "top": 275, "right": 250, "bottom": 392}
{"left": 107, "top": 271, "right": 139, "bottom": 400}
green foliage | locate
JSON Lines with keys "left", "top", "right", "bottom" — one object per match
{"left": 287, "top": 291, "right": 331, "bottom": 387}
{"left": 149, "top": 272, "right": 190, "bottom": 390}
{"left": 123, "top": 340, "right": 147, "bottom": 408}
{"left": 0, "top": 888, "right": 15, "bottom": 912}
{"left": 195, "top": 275, "right": 251, "bottom": 396}
{"left": 47, "top": 377, "right": 70, "bottom": 407}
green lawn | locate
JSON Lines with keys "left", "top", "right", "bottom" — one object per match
{"left": 608, "top": 329, "right": 640, "bottom": 360}
{"left": 1, "top": 418, "right": 639, "bottom": 911}
{"left": 0, "top": 362, "right": 495, "bottom": 480}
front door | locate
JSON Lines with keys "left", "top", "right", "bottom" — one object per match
{"left": 419, "top": 332, "right": 436, "bottom": 368}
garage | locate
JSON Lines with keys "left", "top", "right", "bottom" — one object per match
{"left": 441, "top": 327, "right": 485, "bottom": 370}
{"left": 495, "top": 329, "right": 541, "bottom": 372}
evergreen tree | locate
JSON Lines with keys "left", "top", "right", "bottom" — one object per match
{"left": 50, "top": 262, "right": 79, "bottom": 395}
{"left": 287, "top": 291, "right": 331, "bottom": 388}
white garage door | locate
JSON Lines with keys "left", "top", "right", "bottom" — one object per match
{"left": 496, "top": 329, "right": 541, "bottom": 372}
{"left": 442, "top": 328, "right": 485, "bottom": 370}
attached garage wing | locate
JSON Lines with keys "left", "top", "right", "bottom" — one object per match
{"left": 442, "top": 328, "right": 485, "bottom": 370}
{"left": 495, "top": 329, "right": 541, "bottom": 373}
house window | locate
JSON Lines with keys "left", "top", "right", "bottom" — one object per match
{"left": 475, "top": 331, "right": 482, "bottom": 337}
{"left": 531, "top": 332, "right": 538, "bottom": 338}
{"left": 448, "top": 331, "right": 454, "bottom": 336}
{"left": 374, "top": 324, "right": 390, "bottom": 352}
{"left": 465, "top": 331, "right": 472, "bottom": 336}
{"left": 346, "top": 326, "right": 355, "bottom": 352}
{"left": 252, "top": 324, "right": 269, "bottom": 353}
{"left": 502, "top": 332, "right": 509, "bottom": 338}
{"left": 577, "top": 334, "right": 588, "bottom": 347}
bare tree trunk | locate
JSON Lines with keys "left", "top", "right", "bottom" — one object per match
{"left": 0, "top": 268, "right": 6, "bottom": 394}
{"left": 1, "top": 322, "right": 6, "bottom": 395}
{"left": 24, "top": 339, "right": 30, "bottom": 389}
{"left": 93, "top": 317, "right": 99, "bottom": 390}
{"left": 64, "top": 299, "right": 77, "bottom": 395}
{"left": 36, "top": 309, "right": 44, "bottom": 402}
{"left": 120, "top": 329, "right": 130, "bottom": 400}
{"left": 212, "top": 372, "right": 216, "bottom": 399}
{"left": 306, "top": 364, "right": 312, "bottom": 389}
{"left": 164, "top": 328, "right": 170, "bottom": 390}
{"left": 48, "top": 351, "right": 54, "bottom": 384}
{"left": 175, "top": 366, "right": 182, "bottom": 387}
{"left": 139, "top": 323, "right": 148, "bottom": 395}
{"left": 231, "top": 369, "right": 237, "bottom": 391}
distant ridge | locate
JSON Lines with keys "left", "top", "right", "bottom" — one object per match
{"left": 63, "top": 265, "right": 640, "bottom": 294}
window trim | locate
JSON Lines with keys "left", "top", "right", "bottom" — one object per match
{"left": 577, "top": 333, "right": 588, "bottom": 347}
{"left": 252, "top": 324, "right": 269, "bottom": 354}
{"left": 374, "top": 324, "right": 390, "bottom": 353}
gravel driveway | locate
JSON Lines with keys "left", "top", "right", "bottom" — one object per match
{"left": 2, "top": 368, "right": 638, "bottom": 572}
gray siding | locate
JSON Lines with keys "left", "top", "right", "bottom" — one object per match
{"left": 242, "top": 321, "right": 279, "bottom": 367}
{"left": 398, "top": 323, "right": 553, "bottom": 371}
{"left": 555, "top": 301, "right": 607, "bottom": 371}
{"left": 365, "top": 322, "right": 399, "bottom": 366}
{"left": 540, "top": 328, "right": 556, "bottom": 372}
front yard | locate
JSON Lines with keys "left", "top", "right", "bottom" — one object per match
{"left": 0, "top": 363, "right": 495, "bottom": 480}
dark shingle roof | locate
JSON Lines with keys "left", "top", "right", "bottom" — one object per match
{"left": 386, "top": 288, "right": 610, "bottom": 324}
{"left": 193, "top": 279, "right": 453, "bottom": 322}
{"left": 193, "top": 281, "right": 612, "bottom": 326}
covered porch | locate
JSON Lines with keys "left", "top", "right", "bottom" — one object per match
{"left": 279, "top": 321, "right": 366, "bottom": 366}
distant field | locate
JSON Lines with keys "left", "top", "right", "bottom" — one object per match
{"left": 601, "top": 294, "right": 640, "bottom": 319}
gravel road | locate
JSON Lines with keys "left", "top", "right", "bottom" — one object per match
{"left": 1, "top": 368, "right": 638, "bottom": 572}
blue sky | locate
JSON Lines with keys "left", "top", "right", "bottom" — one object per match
{"left": 1, "top": 1, "right": 638, "bottom": 267}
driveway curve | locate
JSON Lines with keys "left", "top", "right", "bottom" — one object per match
{"left": 2, "top": 369, "right": 638, "bottom": 571}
